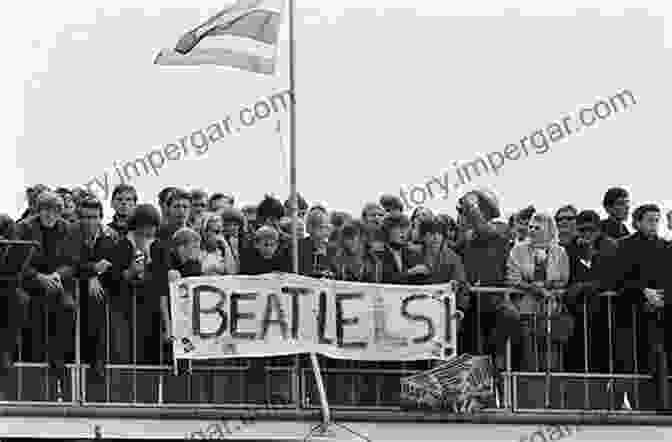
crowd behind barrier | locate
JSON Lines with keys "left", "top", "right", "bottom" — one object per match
{"left": 0, "top": 183, "right": 670, "bottom": 413}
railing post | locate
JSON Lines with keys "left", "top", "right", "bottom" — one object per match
{"left": 74, "top": 280, "right": 82, "bottom": 404}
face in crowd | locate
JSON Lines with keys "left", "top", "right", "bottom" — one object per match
{"left": 607, "top": 195, "right": 630, "bottom": 223}
{"left": 203, "top": 217, "right": 224, "bottom": 250}
{"left": 636, "top": 209, "right": 660, "bottom": 239}
{"left": 168, "top": 196, "right": 191, "bottom": 226}
{"left": 555, "top": 208, "right": 577, "bottom": 243}
{"left": 38, "top": 194, "right": 64, "bottom": 229}
{"left": 61, "top": 193, "right": 77, "bottom": 220}
{"left": 112, "top": 190, "right": 137, "bottom": 219}
{"left": 190, "top": 196, "right": 208, "bottom": 219}
{"left": 210, "top": 195, "right": 234, "bottom": 214}
{"left": 307, "top": 211, "right": 332, "bottom": 243}
{"left": 422, "top": 227, "right": 443, "bottom": 253}
{"left": 256, "top": 237, "right": 278, "bottom": 259}
{"left": 363, "top": 205, "right": 385, "bottom": 228}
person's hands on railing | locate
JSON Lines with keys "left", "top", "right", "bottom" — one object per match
{"left": 644, "top": 288, "right": 665, "bottom": 310}
{"left": 168, "top": 269, "right": 182, "bottom": 284}
{"left": 89, "top": 276, "right": 105, "bottom": 302}
{"left": 93, "top": 259, "right": 112, "bottom": 275}
{"left": 407, "top": 264, "right": 431, "bottom": 276}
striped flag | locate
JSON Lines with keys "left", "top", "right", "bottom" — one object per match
{"left": 154, "top": 0, "right": 285, "bottom": 75}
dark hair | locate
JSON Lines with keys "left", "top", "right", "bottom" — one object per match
{"left": 603, "top": 187, "right": 629, "bottom": 208}
{"left": 0, "top": 214, "right": 15, "bottom": 239}
{"left": 330, "top": 211, "right": 352, "bottom": 229}
{"left": 575, "top": 210, "right": 600, "bottom": 226}
{"left": 128, "top": 204, "right": 161, "bottom": 231}
{"left": 341, "top": 220, "right": 363, "bottom": 239}
{"left": 112, "top": 184, "right": 137, "bottom": 202}
{"left": 632, "top": 204, "right": 660, "bottom": 223}
{"left": 382, "top": 213, "right": 410, "bottom": 238}
{"left": 379, "top": 194, "right": 404, "bottom": 213}
{"left": 166, "top": 189, "right": 191, "bottom": 208}
{"left": 555, "top": 204, "right": 577, "bottom": 218}
{"left": 284, "top": 193, "right": 308, "bottom": 212}
{"left": 418, "top": 217, "right": 443, "bottom": 238}
{"left": 220, "top": 207, "right": 244, "bottom": 225}
{"left": 257, "top": 195, "right": 285, "bottom": 223}
{"left": 158, "top": 187, "right": 178, "bottom": 206}
{"left": 190, "top": 189, "right": 208, "bottom": 201}
{"left": 361, "top": 202, "right": 383, "bottom": 219}
{"left": 77, "top": 197, "right": 104, "bottom": 218}
{"left": 436, "top": 214, "right": 457, "bottom": 232}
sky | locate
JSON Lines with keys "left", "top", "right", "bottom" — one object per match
{"left": 4, "top": 0, "right": 672, "bottom": 227}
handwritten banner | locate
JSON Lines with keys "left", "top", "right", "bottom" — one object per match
{"left": 170, "top": 273, "right": 457, "bottom": 361}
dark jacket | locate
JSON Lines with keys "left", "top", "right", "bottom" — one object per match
{"left": 239, "top": 246, "right": 291, "bottom": 275}
{"left": 566, "top": 235, "right": 618, "bottom": 287}
{"left": 298, "top": 237, "right": 332, "bottom": 277}
{"left": 377, "top": 244, "right": 425, "bottom": 285}
{"left": 609, "top": 231, "right": 672, "bottom": 305}
{"left": 14, "top": 215, "right": 73, "bottom": 283}
{"left": 600, "top": 217, "right": 630, "bottom": 240}
{"left": 61, "top": 222, "right": 117, "bottom": 290}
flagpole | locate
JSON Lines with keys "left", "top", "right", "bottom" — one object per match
{"left": 288, "top": 0, "right": 331, "bottom": 432}
{"left": 289, "top": 0, "right": 298, "bottom": 275}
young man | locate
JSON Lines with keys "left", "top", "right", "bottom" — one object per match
{"left": 298, "top": 209, "right": 333, "bottom": 277}
{"left": 239, "top": 226, "right": 291, "bottom": 275}
{"left": 110, "top": 204, "right": 162, "bottom": 364}
{"left": 377, "top": 213, "right": 426, "bottom": 284}
{"left": 600, "top": 187, "right": 630, "bottom": 240}
{"left": 284, "top": 193, "right": 308, "bottom": 220}
{"left": 208, "top": 193, "right": 235, "bottom": 214}
{"left": 15, "top": 192, "right": 76, "bottom": 387}
{"left": 379, "top": 194, "right": 405, "bottom": 216}
{"left": 456, "top": 189, "right": 522, "bottom": 372}
{"left": 63, "top": 197, "right": 116, "bottom": 378}
{"left": 563, "top": 210, "right": 618, "bottom": 373}
{"left": 162, "top": 228, "right": 203, "bottom": 344}
{"left": 611, "top": 204, "right": 670, "bottom": 409}
{"left": 104, "top": 184, "right": 137, "bottom": 243}
{"left": 555, "top": 205, "right": 578, "bottom": 247}
{"left": 158, "top": 189, "right": 191, "bottom": 242}
{"left": 158, "top": 187, "right": 178, "bottom": 220}
{"left": 188, "top": 189, "right": 209, "bottom": 231}
{"left": 220, "top": 207, "right": 246, "bottom": 274}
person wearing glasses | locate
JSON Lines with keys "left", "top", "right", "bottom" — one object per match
{"left": 562, "top": 210, "right": 618, "bottom": 374}
{"left": 555, "top": 205, "right": 578, "bottom": 248}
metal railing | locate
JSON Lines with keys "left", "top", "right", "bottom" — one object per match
{"left": 0, "top": 272, "right": 666, "bottom": 413}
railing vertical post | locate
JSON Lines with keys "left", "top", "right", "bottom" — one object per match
{"left": 131, "top": 285, "right": 137, "bottom": 404}
{"left": 583, "top": 297, "right": 590, "bottom": 410}
{"left": 74, "top": 280, "right": 82, "bottom": 404}
{"left": 105, "top": 299, "right": 111, "bottom": 403}
{"left": 632, "top": 306, "right": 639, "bottom": 409}
{"left": 607, "top": 294, "right": 615, "bottom": 410}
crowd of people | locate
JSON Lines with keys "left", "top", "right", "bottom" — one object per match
{"left": 0, "top": 183, "right": 669, "bottom": 409}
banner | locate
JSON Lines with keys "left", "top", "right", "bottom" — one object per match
{"left": 169, "top": 273, "right": 457, "bottom": 361}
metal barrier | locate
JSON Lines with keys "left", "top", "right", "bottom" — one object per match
{"left": 0, "top": 274, "right": 667, "bottom": 413}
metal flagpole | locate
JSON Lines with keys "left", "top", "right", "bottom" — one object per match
{"left": 287, "top": 0, "right": 331, "bottom": 432}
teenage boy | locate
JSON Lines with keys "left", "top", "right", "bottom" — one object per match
{"left": 105, "top": 184, "right": 138, "bottom": 243}
{"left": 600, "top": 187, "right": 630, "bottom": 240}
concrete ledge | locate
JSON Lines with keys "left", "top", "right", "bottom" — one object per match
{"left": 1, "top": 404, "right": 672, "bottom": 426}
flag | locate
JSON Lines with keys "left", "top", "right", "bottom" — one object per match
{"left": 154, "top": 0, "right": 285, "bottom": 75}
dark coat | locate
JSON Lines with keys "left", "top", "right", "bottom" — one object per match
{"left": 239, "top": 245, "right": 291, "bottom": 275}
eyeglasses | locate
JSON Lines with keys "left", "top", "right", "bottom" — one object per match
{"left": 555, "top": 216, "right": 576, "bottom": 223}
{"left": 528, "top": 225, "right": 542, "bottom": 231}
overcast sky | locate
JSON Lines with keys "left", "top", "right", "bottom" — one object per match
{"left": 4, "top": 1, "right": 672, "bottom": 226}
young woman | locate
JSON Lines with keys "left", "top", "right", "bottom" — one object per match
{"left": 507, "top": 212, "right": 570, "bottom": 372}
{"left": 200, "top": 213, "right": 236, "bottom": 276}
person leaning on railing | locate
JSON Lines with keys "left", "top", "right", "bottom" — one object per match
{"left": 15, "top": 191, "right": 76, "bottom": 387}
{"left": 455, "top": 189, "right": 523, "bottom": 374}
{"left": 109, "top": 203, "right": 161, "bottom": 365}
{"left": 61, "top": 197, "right": 116, "bottom": 379}
{"left": 506, "top": 212, "right": 570, "bottom": 373}
{"left": 607, "top": 203, "right": 670, "bottom": 410}
{"left": 562, "top": 210, "right": 617, "bottom": 374}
